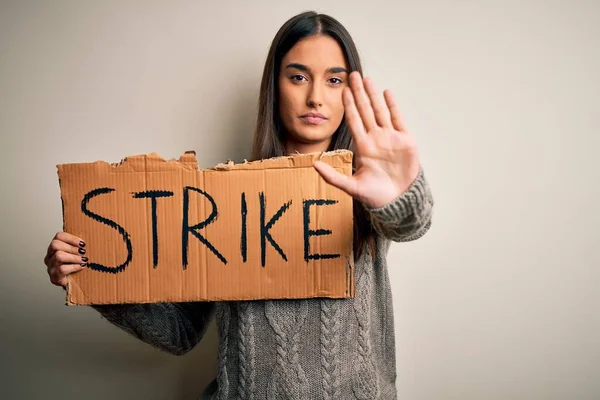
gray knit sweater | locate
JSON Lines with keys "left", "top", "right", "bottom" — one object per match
{"left": 92, "top": 169, "right": 434, "bottom": 400}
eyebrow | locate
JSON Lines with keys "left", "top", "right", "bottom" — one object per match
{"left": 285, "top": 63, "right": 348, "bottom": 74}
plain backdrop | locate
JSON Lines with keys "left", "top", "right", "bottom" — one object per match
{"left": 1, "top": 1, "right": 598, "bottom": 399}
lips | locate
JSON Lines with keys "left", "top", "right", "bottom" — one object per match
{"left": 300, "top": 113, "right": 327, "bottom": 125}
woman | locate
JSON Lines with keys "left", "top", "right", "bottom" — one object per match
{"left": 44, "top": 11, "right": 433, "bottom": 399}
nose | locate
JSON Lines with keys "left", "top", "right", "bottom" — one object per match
{"left": 307, "top": 83, "right": 323, "bottom": 109}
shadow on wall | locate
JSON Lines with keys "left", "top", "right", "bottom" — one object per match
{"left": 187, "top": 74, "right": 259, "bottom": 166}
{"left": 179, "top": 322, "right": 219, "bottom": 399}
{"left": 227, "top": 82, "right": 260, "bottom": 163}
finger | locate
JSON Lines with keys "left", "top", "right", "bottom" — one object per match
{"left": 50, "top": 250, "right": 88, "bottom": 268}
{"left": 342, "top": 87, "right": 367, "bottom": 145}
{"left": 57, "top": 263, "right": 87, "bottom": 277}
{"left": 314, "top": 160, "right": 359, "bottom": 198}
{"left": 49, "top": 272, "right": 68, "bottom": 287}
{"left": 49, "top": 264, "right": 86, "bottom": 287}
{"left": 46, "top": 240, "right": 85, "bottom": 267}
{"left": 349, "top": 72, "right": 378, "bottom": 132}
{"left": 364, "top": 78, "right": 392, "bottom": 128}
{"left": 48, "top": 238, "right": 86, "bottom": 258}
{"left": 54, "top": 231, "right": 86, "bottom": 249}
{"left": 383, "top": 90, "right": 406, "bottom": 132}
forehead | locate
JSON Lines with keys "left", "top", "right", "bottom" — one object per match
{"left": 282, "top": 35, "right": 347, "bottom": 71}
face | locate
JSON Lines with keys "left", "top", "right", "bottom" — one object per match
{"left": 278, "top": 35, "right": 348, "bottom": 154}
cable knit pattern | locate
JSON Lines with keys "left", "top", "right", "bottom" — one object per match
{"left": 215, "top": 303, "right": 231, "bottom": 400}
{"left": 352, "top": 248, "right": 380, "bottom": 399}
{"left": 265, "top": 300, "right": 309, "bottom": 399}
{"left": 237, "top": 301, "right": 256, "bottom": 400}
{"left": 320, "top": 299, "right": 342, "bottom": 400}
{"left": 91, "top": 170, "right": 433, "bottom": 399}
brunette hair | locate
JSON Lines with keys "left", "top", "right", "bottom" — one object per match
{"left": 250, "top": 11, "right": 375, "bottom": 259}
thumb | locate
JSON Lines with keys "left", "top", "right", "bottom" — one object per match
{"left": 313, "top": 160, "right": 358, "bottom": 197}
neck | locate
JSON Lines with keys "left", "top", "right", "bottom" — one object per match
{"left": 284, "top": 139, "right": 331, "bottom": 156}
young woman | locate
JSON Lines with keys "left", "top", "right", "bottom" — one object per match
{"left": 44, "top": 11, "right": 433, "bottom": 399}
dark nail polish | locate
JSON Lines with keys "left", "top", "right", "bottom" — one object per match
{"left": 79, "top": 241, "right": 86, "bottom": 248}
{"left": 81, "top": 257, "right": 88, "bottom": 262}
{"left": 80, "top": 263, "right": 87, "bottom": 268}
{"left": 78, "top": 248, "right": 86, "bottom": 255}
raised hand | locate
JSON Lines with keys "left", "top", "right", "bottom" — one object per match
{"left": 314, "top": 71, "right": 421, "bottom": 209}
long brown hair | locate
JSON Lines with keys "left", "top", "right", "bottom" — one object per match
{"left": 250, "top": 11, "right": 375, "bottom": 259}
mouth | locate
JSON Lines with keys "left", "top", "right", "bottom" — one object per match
{"left": 299, "top": 112, "right": 328, "bottom": 125}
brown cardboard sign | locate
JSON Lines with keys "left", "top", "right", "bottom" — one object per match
{"left": 57, "top": 150, "right": 355, "bottom": 305}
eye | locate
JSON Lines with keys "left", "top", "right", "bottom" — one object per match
{"left": 290, "top": 74, "right": 308, "bottom": 83}
{"left": 328, "top": 77, "right": 344, "bottom": 85}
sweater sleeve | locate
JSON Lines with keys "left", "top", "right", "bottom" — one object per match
{"left": 365, "top": 167, "right": 434, "bottom": 242}
{"left": 91, "top": 301, "right": 215, "bottom": 356}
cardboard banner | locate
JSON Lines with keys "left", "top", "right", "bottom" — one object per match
{"left": 57, "top": 150, "right": 355, "bottom": 305}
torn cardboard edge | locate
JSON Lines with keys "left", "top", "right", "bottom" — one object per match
{"left": 57, "top": 148, "right": 353, "bottom": 173}
{"left": 58, "top": 149, "right": 355, "bottom": 306}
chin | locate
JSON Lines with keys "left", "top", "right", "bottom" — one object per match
{"left": 293, "top": 125, "right": 334, "bottom": 144}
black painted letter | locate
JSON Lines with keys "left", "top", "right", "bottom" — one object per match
{"left": 133, "top": 190, "right": 173, "bottom": 268}
{"left": 303, "top": 199, "right": 341, "bottom": 262}
{"left": 182, "top": 186, "right": 227, "bottom": 268}
{"left": 260, "top": 193, "right": 292, "bottom": 267}
{"left": 81, "top": 188, "right": 133, "bottom": 274}
{"left": 241, "top": 192, "right": 247, "bottom": 262}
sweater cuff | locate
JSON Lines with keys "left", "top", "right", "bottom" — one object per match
{"left": 366, "top": 167, "right": 431, "bottom": 226}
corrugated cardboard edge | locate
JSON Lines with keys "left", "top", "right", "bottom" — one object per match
{"left": 346, "top": 251, "right": 355, "bottom": 298}
{"left": 56, "top": 149, "right": 352, "bottom": 174}
{"left": 209, "top": 149, "right": 353, "bottom": 171}
{"left": 58, "top": 149, "right": 355, "bottom": 305}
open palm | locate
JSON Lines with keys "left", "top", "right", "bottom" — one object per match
{"left": 314, "top": 71, "right": 421, "bottom": 209}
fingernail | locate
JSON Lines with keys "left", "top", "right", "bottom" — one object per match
{"left": 79, "top": 241, "right": 86, "bottom": 248}
{"left": 81, "top": 257, "right": 88, "bottom": 262}
{"left": 78, "top": 248, "right": 86, "bottom": 255}
{"left": 80, "top": 263, "right": 87, "bottom": 268}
